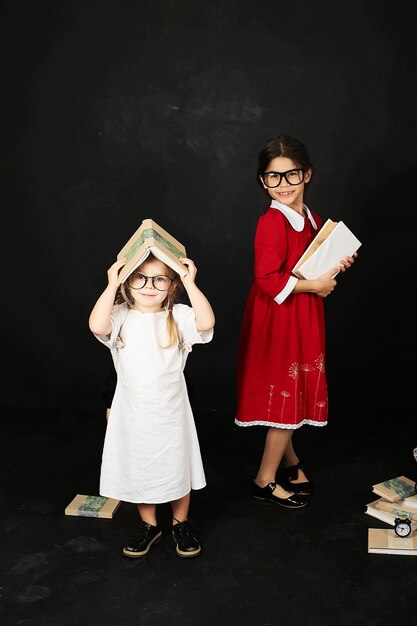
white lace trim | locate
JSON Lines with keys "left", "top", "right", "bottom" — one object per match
{"left": 234, "top": 418, "right": 327, "bottom": 429}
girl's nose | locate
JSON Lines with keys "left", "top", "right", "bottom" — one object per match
{"left": 146, "top": 277, "right": 155, "bottom": 289}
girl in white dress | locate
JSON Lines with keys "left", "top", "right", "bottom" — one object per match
{"left": 89, "top": 253, "right": 215, "bottom": 558}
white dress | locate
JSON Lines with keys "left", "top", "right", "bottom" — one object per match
{"left": 94, "top": 302, "right": 213, "bottom": 504}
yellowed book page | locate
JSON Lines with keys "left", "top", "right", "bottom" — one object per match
{"left": 292, "top": 220, "right": 361, "bottom": 280}
{"left": 293, "top": 219, "right": 337, "bottom": 272}
{"left": 403, "top": 494, "right": 417, "bottom": 509}
{"left": 365, "top": 501, "right": 394, "bottom": 525}
{"left": 375, "top": 498, "right": 417, "bottom": 521}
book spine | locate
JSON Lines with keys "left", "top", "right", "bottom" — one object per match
{"left": 124, "top": 228, "right": 185, "bottom": 261}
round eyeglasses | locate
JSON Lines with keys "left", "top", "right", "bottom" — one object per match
{"left": 127, "top": 273, "right": 173, "bottom": 291}
{"left": 262, "top": 168, "right": 306, "bottom": 188}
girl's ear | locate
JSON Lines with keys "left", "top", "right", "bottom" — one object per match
{"left": 259, "top": 175, "right": 267, "bottom": 190}
{"left": 304, "top": 168, "right": 312, "bottom": 183}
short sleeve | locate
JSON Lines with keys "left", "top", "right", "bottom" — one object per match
{"left": 93, "top": 303, "right": 129, "bottom": 348}
{"left": 172, "top": 303, "right": 214, "bottom": 348}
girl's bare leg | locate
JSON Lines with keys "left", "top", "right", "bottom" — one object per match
{"left": 283, "top": 437, "right": 309, "bottom": 483}
{"left": 171, "top": 492, "right": 190, "bottom": 524}
{"left": 137, "top": 503, "right": 157, "bottom": 526}
{"left": 255, "top": 427, "right": 295, "bottom": 498}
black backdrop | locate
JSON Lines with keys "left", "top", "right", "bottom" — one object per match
{"left": 2, "top": 0, "right": 416, "bottom": 429}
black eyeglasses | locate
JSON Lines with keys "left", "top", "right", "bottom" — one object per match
{"left": 261, "top": 168, "right": 306, "bottom": 188}
{"left": 127, "top": 273, "right": 173, "bottom": 291}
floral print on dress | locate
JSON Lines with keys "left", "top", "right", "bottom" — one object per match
{"left": 267, "top": 353, "right": 327, "bottom": 425}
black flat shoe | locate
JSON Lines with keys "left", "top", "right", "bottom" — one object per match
{"left": 172, "top": 519, "right": 201, "bottom": 558}
{"left": 123, "top": 522, "right": 162, "bottom": 558}
{"left": 252, "top": 481, "right": 309, "bottom": 508}
{"left": 278, "top": 462, "right": 315, "bottom": 496}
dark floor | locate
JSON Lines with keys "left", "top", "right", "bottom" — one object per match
{"left": 1, "top": 408, "right": 416, "bottom": 626}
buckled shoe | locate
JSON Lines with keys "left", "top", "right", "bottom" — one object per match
{"left": 278, "top": 461, "right": 315, "bottom": 496}
{"left": 252, "top": 481, "right": 309, "bottom": 508}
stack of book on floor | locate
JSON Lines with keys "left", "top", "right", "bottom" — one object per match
{"left": 365, "top": 475, "right": 417, "bottom": 555}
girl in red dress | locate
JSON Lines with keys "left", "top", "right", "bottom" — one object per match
{"left": 235, "top": 134, "right": 357, "bottom": 509}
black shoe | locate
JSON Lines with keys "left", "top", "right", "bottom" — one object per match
{"left": 172, "top": 520, "right": 201, "bottom": 558}
{"left": 123, "top": 522, "right": 162, "bottom": 558}
{"left": 278, "top": 461, "right": 315, "bottom": 496}
{"left": 252, "top": 481, "right": 309, "bottom": 508}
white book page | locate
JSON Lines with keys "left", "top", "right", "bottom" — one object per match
{"left": 296, "top": 222, "right": 361, "bottom": 280}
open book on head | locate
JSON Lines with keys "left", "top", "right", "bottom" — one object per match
{"left": 116, "top": 218, "right": 187, "bottom": 285}
{"left": 292, "top": 219, "right": 362, "bottom": 280}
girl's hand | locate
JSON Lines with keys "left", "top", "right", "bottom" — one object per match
{"left": 107, "top": 259, "right": 127, "bottom": 288}
{"left": 315, "top": 251, "right": 357, "bottom": 297}
{"left": 316, "top": 270, "right": 338, "bottom": 297}
{"left": 335, "top": 252, "right": 358, "bottom": 273}
{"left": 179, "top": 257, "right": 197, "bottom": 286}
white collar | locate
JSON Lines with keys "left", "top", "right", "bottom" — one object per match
{"left": 270, "top": 199, "right": 318, "bottom": 232}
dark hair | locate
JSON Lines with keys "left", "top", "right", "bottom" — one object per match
{"left": 257, "top": 134, "right": 313, "bottom": 188}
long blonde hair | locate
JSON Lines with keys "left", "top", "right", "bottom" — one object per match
{"left": 116, "top": 258, "right": 182, "bottom": 348}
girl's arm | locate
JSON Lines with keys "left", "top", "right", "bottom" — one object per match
{"left": 179, "top": 258, "right": 215, "bottom": 332}
{"left": 292, "top": 254, "right": 357, "bottom": 298}
{"left": 89, "top": 259, "right": 127, "bottom": 336}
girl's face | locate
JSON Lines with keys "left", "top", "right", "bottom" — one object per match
{"left": 128, "top": 257, "right": 174, "bottom": 313}
{"left": 260, "top": 156, "right": 311, "bottom": 213}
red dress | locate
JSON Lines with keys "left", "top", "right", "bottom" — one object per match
{"left": 235, "top": 203, "right": 328, "bottom": 429}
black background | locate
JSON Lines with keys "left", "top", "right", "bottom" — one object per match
{"left": 2, "top": 0, "right": 416, "bottom": 429}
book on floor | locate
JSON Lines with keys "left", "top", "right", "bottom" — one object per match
{"left": 365, "top": 499, "right": 417, "bottom": 525}
{"left": 116, "top": 218, "right": 187, "bottom": 285}
{"left": 371, "top": 475, "right": 416, "bottom": 502}
{"left": 373, "top": 496, "right": 417, "bottom": 519}
{"left": 368, "top": 528, "right": 417, "bottom": 556}
{"left": 292, "top": 219, "right": 362, "bottom": 280}
{"left": 403, "top": 493, "right": 417, "bottom": 510}
{"left": 65, "top": 494, "right": 121, "bottom": 519}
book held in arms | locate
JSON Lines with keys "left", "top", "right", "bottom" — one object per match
{"left": 65, "top": 494, "right": 121, "bottom": 519}
{"left": 116, "top": 218, "right": 187, "bottom": 285}
{"left": 368, "top": 528, "right": 417, "bottom": 556}
{"left": 365, "top": 498, "right": 417, "bottom": 526}
{"left": 371, "top": 475, "right": 416, "bottom": 503}
{"left": 292, "top": 219, "right": 362, "bottom": 280}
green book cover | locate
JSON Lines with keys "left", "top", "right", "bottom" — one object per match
{"left": 65, "top": 494, "right": 121, "bottom": 518}
{"left": 372, "top": 476, "right": 416, "bottom": 501}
